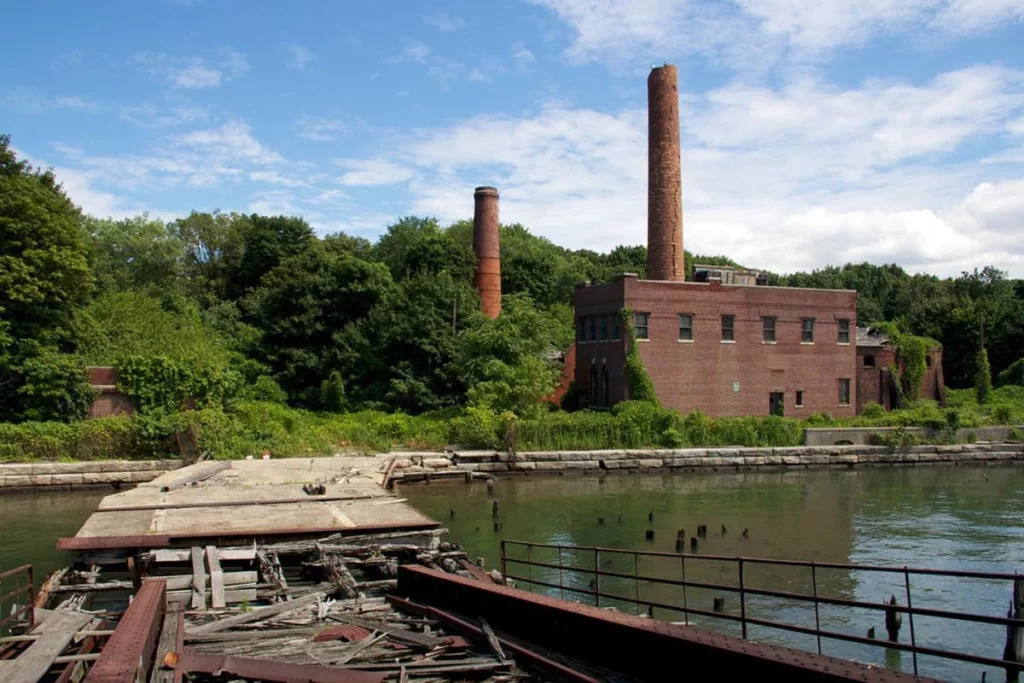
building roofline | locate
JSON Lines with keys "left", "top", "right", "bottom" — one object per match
{"left": 633, "top": 278, "right": 857, "bottom": 294}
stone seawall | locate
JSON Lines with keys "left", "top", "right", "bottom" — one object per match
{"left": 0, "top": 459, "right": 183, "bottom": 493}
{"left": 386, "top": 443, "right": 1024, "bottom": 482}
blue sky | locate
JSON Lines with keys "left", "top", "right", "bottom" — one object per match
{"left": 3, "top": 0, "right": 1024, "bottom": 276}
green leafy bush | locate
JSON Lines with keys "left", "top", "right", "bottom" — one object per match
{"left": 997, "top": 358, "right": 1024, "bottom": 387}
{"left": 975, "top": 349, "right": 993, "bottom": 405}
{"left": 118, "top": 355, "right": 244, "bottom": 413}
{"left": 860, "top": 402, "right": 885, "bottom": 420}
{"left": 620, "top": 308, "right": 658, "bottom": 404}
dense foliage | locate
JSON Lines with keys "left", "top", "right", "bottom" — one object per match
{"left": 2, "top": 133, "right": 1024, "bottom": 459}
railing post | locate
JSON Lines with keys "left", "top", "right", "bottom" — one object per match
{"left": 634, "top": 551, "right": 641, "bottom": 616}
{"left": 558, "top": 546, "right": 565, "bottom": 600}
{"left": 681, "top": 555, "right": 688, "bottom": 625}
{"left": 739, "top": 558, "right": 748, "bottom": 640}
{"left": 904, "top": 567, "right": 918, "bottom": 676}
{"left": 527, "top": 544, "right": 533, "bottom": 588}
{"left": 500, "top": 541, "right": 507, "bottom": 583}
{"left": 594, "top": 548, "right": 600, "bottom": 608}
{"left": 812, "top": 562, "right": 822, "bottom": 655}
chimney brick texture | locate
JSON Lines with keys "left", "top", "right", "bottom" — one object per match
{"left": 647, "top": 64, "right": 684, "bottom": 282}
{"left": 473, "top": 186, "right": 502, "bottom": 319}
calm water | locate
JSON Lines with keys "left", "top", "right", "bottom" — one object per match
{"left": 400, "top": 465, "right": 1024, "bottom": 682}
{"left": 1, "top": 467, "right": 1021, "bottom": 681}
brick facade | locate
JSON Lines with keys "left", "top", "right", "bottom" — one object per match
{"left": 855, "top": 341, "right": 945, "bottom": 411}
{"left": 85, "top": 366, "right": 135, "bottom": 419}
{"left": 574, "top": 275, "right": 858, "bottom": 418}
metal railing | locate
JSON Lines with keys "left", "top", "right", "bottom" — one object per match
{"left": 500, "top": 540, "right": 1024, "bottom": 678}
{"left": 0, "top": 564, "right": 35, "bottom": 635}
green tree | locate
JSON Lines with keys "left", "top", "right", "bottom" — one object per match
{"left": 246, "top": 243, "right": 393, "bottom": 404}
{"left": 975, "top": 348, "right": 993, "bottom": 404}
{"left": 84, "top": 215, "right": 183, "bottom": 294}
{"left": 0, "top": 135, "right": 94, "bottom": 421}
{"left": 455, "top": 294, "right": 563, "bottom": 414}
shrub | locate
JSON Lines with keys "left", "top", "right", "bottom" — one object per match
{"left": 683, "top": 410, "right": 713, "bottom": 446}
{"left": 860, "top": 402, "right": 885, "bottom": 420}
{"left": 872, "top": 426, "right": 921, "bottom": 452}
{"left": 620, "top": 308, "right": 658, "bottom": 404}
{"left": 975, "top": 349, "right": 993, "bottom": 405}
{"left": 993, "top": 405, "right": 1013, "bottom": 424}
{"left": 118, "top": 355, "right": 243, "bottom": 413}
{"left": 997, "top": 358, "right": 1024, "bottom": 387}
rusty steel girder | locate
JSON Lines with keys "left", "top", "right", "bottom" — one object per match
{"left": 84, "top": 579, "right": 166, "bottom": 683}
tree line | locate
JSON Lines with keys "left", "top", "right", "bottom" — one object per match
{"left": 2, "top": 134, "right": 1023, "bottom": 424}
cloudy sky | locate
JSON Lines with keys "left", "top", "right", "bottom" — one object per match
{"left": 3, "top": 0, "right": 1024, "bottom": 276}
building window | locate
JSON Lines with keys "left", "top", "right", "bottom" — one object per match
{"left": 762, "top": 316, "right": 776, "bottom": 342}
{"left": 600, "top": 315, "right": 608, "bottom": 341}
{"left": 864, "top": 354, "right": 875, "bottom": 368}
{"left": 838, "top": 319, "right": 850, "bottom": 344}
{"left": 678, "top": 314, "right": 693, "bottom": 341}
{"left": 589, "top": 316, "right": 597, "bottom": 343}
{"left": 721, "top": 315, "right": 735, "bottom": 342}
{"left": 577, "top": 317, "right": 585, "bottom": 343}
{"left": 926, "top": 355, "right": 932, "bottom": 368}
{"left": 612, "top": 315, "right": 621, "bottom": 341}
{"left": 634, "top": 313, "right": 649, "bottom": 340}
{"left": 796, "top": 390, "right": 804, "bottom": 407}
{"left": 769, "top": 392, "right": 784, "bottom": 416}
{"left": 802, "top": 318, "right": 815, "bottom": 343}
{"left": 838, "top": 378, "right": 851, "bottom": 406}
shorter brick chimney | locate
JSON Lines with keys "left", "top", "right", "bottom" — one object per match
{"left": 473, "top": 186, "right": 501, "bottom": 318}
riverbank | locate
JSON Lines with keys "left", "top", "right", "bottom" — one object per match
{"left": 0, "top": 459, "right": 181, "bottom": 493}
{"left": 389, "top": 441, "right": 1024, "bottom": 483}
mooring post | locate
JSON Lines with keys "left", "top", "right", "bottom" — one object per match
{"left": 492, "top": 500, "right": 499, "bottom": 519}
{"left": 1004, "top": 575, "right": 1023, "bottom": 683}
{"left": 885, "top": 594, "right": 903, "bottom": 643}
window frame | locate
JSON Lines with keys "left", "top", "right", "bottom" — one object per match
{"left": 801, "top": 318, "right": 815, "bottom": 344}
{"left": 864, "top": 354, "right": 876, "bottom": 368}
{"left": 612, "top": 314, "right": 621, "bottom": 341}
{"left": 762, "top": 316, "right": 776, "bottom": 343}
{"left": 721, "top": 314, "right": 735, "bottom": 343}
{"left": 838, "top": 378, "right": 851, "bottom": 406}
{"left": 599, "top": 315, "right": 608, "bottom": 341}
{"left": 795, "top": 390, "right": 804, "bottom": 407}
{"left": 577, "top": 316, "right": 585, "bottom": 343}
{"left": 837, "top": 318, "right": 850, "bottom": 344}
{"left": 634, "top": 312, "right": 650, "bottom": 340}
{"left": 678, "top": 314, "right": 693, "bottom": 342}
{"left": 589, "top": 316, "right": 597, "bottom": 343}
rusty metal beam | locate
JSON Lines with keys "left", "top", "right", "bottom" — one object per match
{"left": 57, "top": 521, "right": 441, "bottom": 552}
{"left": 396, "top": 565, "right": 928, "bottom": 683}
{"left": 84, "top": 579, "right": 166, "bottom": 683}
{"left": 387, "top": 594, "right": 600, "bottom": 683}
{"left": 170, "top": 651, "right": 386, "bottom": 683}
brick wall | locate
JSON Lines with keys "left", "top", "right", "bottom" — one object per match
{"left": 575, "top": 275, "right": 858, "bottom": 417}
{"left": 85, "top": 366, "right": 135, "bottom": 418}
{"left": 856, "top": 347, "right": 896, "bottom": 411}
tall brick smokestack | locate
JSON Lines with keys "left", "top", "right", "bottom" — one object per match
{"left": 647, "top": 64, "right": 684, "bottom": 281}
{"left": 473, "top": 186, "right": 501, "bottom": 319}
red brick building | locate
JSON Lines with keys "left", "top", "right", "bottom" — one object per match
{"left": 574, "top": 274, "right": 858, "bottom": 417}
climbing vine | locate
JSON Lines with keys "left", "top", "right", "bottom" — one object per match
{"left": 118, "top": 355, "right": 243, "bottom": 413}
{"left": 620, "top": 308, "right": 659, "bottom": 405}
{"left": 873, "top": 322, "right": 939, "bottom": 405}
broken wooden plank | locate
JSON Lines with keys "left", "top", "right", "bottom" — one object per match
{"left": 190, "top": 547, "right": 206, "bottom": 610}
{"left": 52, "top": 581, "right": 133, "bottom": 593}
{"left": 327, "top": 614, "right": 449, "bottom": 649}
{"left": 187, "top": 591, "right": 326, "bottom": 635}
{"left": 206, "top": 546, "right": 225, "bottom": 609}
{"left": 480, "top": 617, "right": 507, "bottom": 663}
{"left": 0, "top": 610, "right": 94, "bottom": 683}
{"left": 149, "top": 605, "right": 181, "bottom": 683}
{"left": 164, "top": 571, "right": 257, "bottom": 591}
{"left": 151, "top": 546, "right": 256, "bottom": 563}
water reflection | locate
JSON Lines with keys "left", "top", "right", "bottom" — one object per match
{"left": 401, "top": 465, "right": 1024, "bottom": 682}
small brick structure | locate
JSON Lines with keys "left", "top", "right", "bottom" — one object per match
{"left": 856, "top": 327, "right": 945, "bottom": 411}
{"left": 473, "top": 186, "right": 502, "bottom": 319}
{"left": 85, "top": 366, "right": 135, "bottom": 419}
{"left": 575, "top": 274, "right": 858, "bottom": 418}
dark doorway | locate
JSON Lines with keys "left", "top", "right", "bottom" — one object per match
{"left": 769, "top": 392, "right": 784, "bottom": 416}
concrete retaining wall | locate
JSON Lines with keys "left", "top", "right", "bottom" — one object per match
{"left": 804, "top": 425, "right": 1023, "bottom": 446}
{"left": 443, "top": 442, "right": 1024, "bottom": 475}
{"left": 0, "top": 459, "right": 183, "bottom": 493}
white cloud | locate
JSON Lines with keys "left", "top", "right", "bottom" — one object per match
{"left": 249, "top": 170, "right": 310, "bottom": 188}
{"left": 177, "top": 121, "right": 283, "bottom": 165}
{"left": 336, "top": 159, "right": 415, "bottom": 186}
{"left": 389, "top": 42, "right": 432, "bottom": 64}
{"left": 296, "top": 114, "right": 346, "bottom": 141}
{"left": 0, "top": 88, "right": 100, "bottom": 114}
{"left": 285, "top": 43, "right": 314, "bottom": 70}
{"left": 132, "top": 48, "right": 248, "bottom": 89}
{"left": 529, "top": 0, "right": 1024, "bottom": 69}
{"left": 469, "top": 69, "right": 491, "bottom": 83}
{"left": 120, "top": 103, "right": 209, "bottom": 128}
{"left": 426, "top": 12, "right": 465, "bottom": 32}
{"left": 512, "top": 42, "right": 537, "bottom": 70}
{"left": 174, "top": 62, "right": 222, "bottom": 88}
